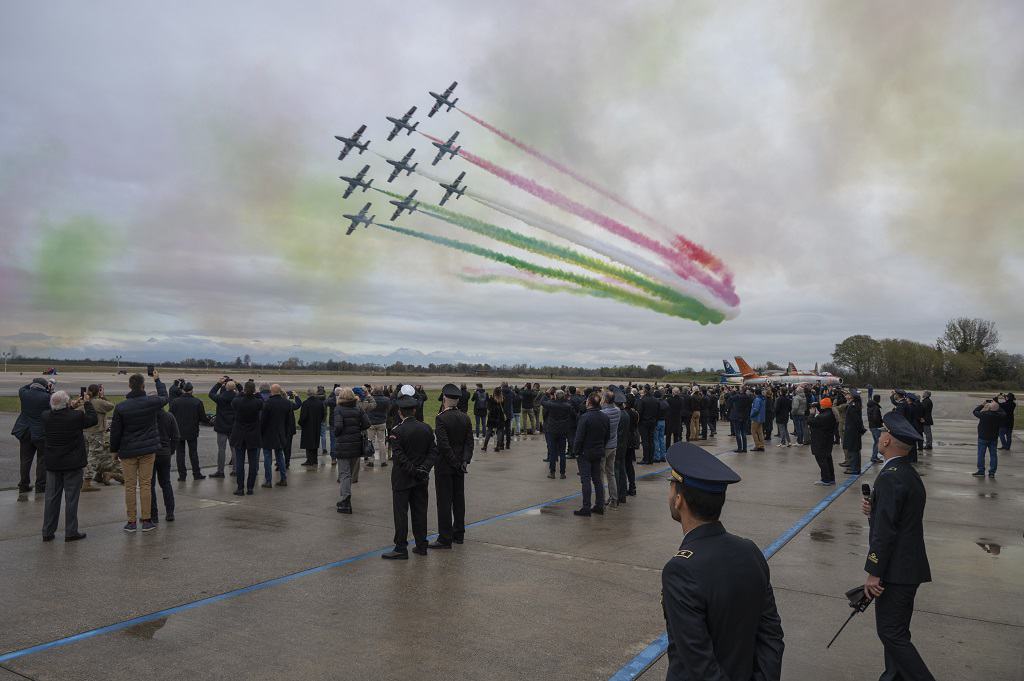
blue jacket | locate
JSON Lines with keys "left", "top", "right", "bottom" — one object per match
{"left": 750, "top": 395, "right": 766, "bottom": 423}
{"left": 110, "top": 379, "right": 168, "bottom": 458}
{"left": 12, "top": 383, "right": 51, "bottom": 441}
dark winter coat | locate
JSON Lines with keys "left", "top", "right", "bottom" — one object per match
{"left": 333, "top": 403, "right": 370, "bottom": 459}
{"left": 729, "top": 393, "right": 752, "bottom": 422}
{"left": 486, "top": 397, "right": 506, "bottom": 429}
{"left": 573, "top": 407, "right": 611, "bottom": 461}
{"left": 774, "top": 395, "right": 792, "bottom": 424}
{"left": 843, "top": 400, "right": 866, "bottom": 452}
{"left": 229, "top": 394, "right": 263, "bottom": 449}
{"left": 208, "top": 384, "right": 238, "bottom": 434}
{"left": 156, "top": 409, "right": 180, "bottom": 457}
{"left": 974, "top": 405, "right": 1003, "bottom": 441}
{"left": 12, "top": 383, "right": 52, "bottom": 442}
{"left": 169, "top": 393, "right": 208, "bottom": 440}
{"left": 921, "top": 396, "right": 934, "bottom": 426}
{"left": 807, "top": 408, "right": 837, "bottom": 457}
{"left": 42, "top": 401, "right": 97, "bottom": 471}
{"left": 473, "top": 388, "right": 488, "bottom": 415}
{"left": 520, "top": 389, "right": 536, "bottom": 411}
{"left": 540, "top": 398, "right": 574, "bottom": 437}
{"left": 110, "top": 379, "right": 168, "bottom": 458}
{"left": 298, "top": 397, "right": 326, "bottom": 450}
{"left": 260, "top": 394, "right": 295, "bottom": 450}
{"left": 367, "top": 393, "right": 391, "bottom": 426}
{"left": 637, "top": 395, "right": 661, "bottom": 425}
{"left": 867, "top": 400, "right": 883, "bottom": 429}
{"left": 666, "top": 395, "right": 685, "bottom": 434}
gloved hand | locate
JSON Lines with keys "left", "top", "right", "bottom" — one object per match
{"left": 415, "top": 466, "right": 429, "bottom": 482}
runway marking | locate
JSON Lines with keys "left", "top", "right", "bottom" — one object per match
{"left": 609, "top": 459, "right": 875, "bottom": 681}
{"left": 0, "top": 464, "right": 672, "bottom": 664}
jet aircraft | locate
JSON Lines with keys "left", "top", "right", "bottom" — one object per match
{"left": 343, "top": 202, "right": 375, "bottom": 236}
{"left": 438, "top": 171, "right": 467, "bottom": 205}
{"left": 339, "top": 165, "right": 373, "bottom": 198}
{"left": 428, "top": 81, "right": 459, "bottom": 117}
{"left": 386, "top": 149, "right": 418, "bottom": 183}
{"left": 385, "top": 107, "right": 418, "bottom": 141}
{"left": 734, "top": 356, "right": 842, "bottom": 386}
{"left": 388, "top": 190, "right": 419, "bottom": 221}
{"left": 430, "top": 131, "right": 461, "bottom": 165}
{"left": 334, "top": 125, "right": 369, "bottom": 160}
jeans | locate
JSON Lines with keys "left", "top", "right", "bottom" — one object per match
{"left": 777, "top": 423, "right": 790, "bottom": 445}
{"left": 793, "top": 415, "right": 806, "bottom": 444}
{"left": 512, "top": 412, "right": 521, "bottom": 436}
{"left": 122, "top": 453, "right": 155, "bottom": 522}
{"left": 602, "top": 447, "right": 618, "bottom": 503}
{"left": 731, "top": 419, "right": 748, "bottom": 451}
{"left": 175, "top": 437, "right": 201, "bottom": 478}
{"left": 42, "top": 468, "right": 82, "bottom": 538}
{"left": 234, "top": 447, "right": 259, "bottom": 492}
{"left": 216, "top": 432, "right": 230, "bottom": 474}
{"left": 578, "top": 456, "right": 604, "bottom": 509}
{"left": 654, "top": 421, "right": 666, "bottom": 461}
{"left": 624, "top": 447, "right": 636, "bottom": 492}
{"left": 547, "top": 432, "right": 567, "bottom": 474}
{"left": 614, "top": 446, "right": 627, "bottom": 501}
{"left": 999, "top": 426, "right": 1012, "bottom": 449}
{"left": 870, "top": 427, "right": 882, "bottom": 460}
{"left": 18, "top": 437, "right": 47, "bottom": 493}
{"left": 329, "top": 427, "right": 337, "bottom": 461}
{"left": 319, "top": 422, "right": 327, "bottom": 452}
{"left": 474, "top": 413, "right": 486, "bottom": 438}
{"left": 262, "top": 448, "right": 287, "bottom": 483}
{"left": 976, "top": 439, "right": 997, "bottom": 473}
{"left": 337, "top": 457, "right": 357, "bottom": 502}
{"left": 151, "top": 455, "right": 175, "bottom": 519}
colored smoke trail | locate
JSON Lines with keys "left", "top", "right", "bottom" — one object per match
{"left": 420, "top": 133, "right": 739, "bottom": 308}
{"left": 370, "top": 186, "right": 713, "bottom": 316}
{"left": 373, "top": 220, "right": 724, "bottom": 324}
{"left": 457, "top": 268, "right": 617, "bottom": 301}
{"left": 456, "top": 106, "right": 729, "bottom": 281}
{"left": 364, "top": 151, "right": 733, "bottom": 317}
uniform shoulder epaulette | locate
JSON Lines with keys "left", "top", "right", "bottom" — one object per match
{"left": 674, "top": 549, "right": 694, "bottom": 559}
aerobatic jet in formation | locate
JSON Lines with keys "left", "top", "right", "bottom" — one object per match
{"left": 388, "top": 190, "right": 419, "bottom": 221}
{"left": 430, "top": 131, "right": 461, "bottom": 165}
{"left": 334, "top": 125, "right": 369, "bottom": 160}
{"left": 428, "top": 81, "right": 459, "bottom": 117}
{"left": 343, "top": 202, "right": 375, "bottom": 236}
{"left": 339, "top": 165, "right": 373, "bottom": 199}
{"left": 438, "top": 171, "right": 467, "bottom": 205}
{"left": 385, "top": 107, "right": 419, "bottom": 141}
{"left": 385, "top": 149, "right": 418, "bottom": 183}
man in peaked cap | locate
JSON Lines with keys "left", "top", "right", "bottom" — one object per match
{"left": 382, "top": 387, "right": 437, "bottom": 560}
{"left": 661, "top": 442, "right": 784, "bottom": 681}
{"left": 430, "top": 383, "right": 474, "bottom": 549}
{"left": 861, "top": 412, "right": 934, "bottom": 681}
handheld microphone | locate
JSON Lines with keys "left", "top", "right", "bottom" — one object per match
{"left": 861, "top": 483, "right": 871, "bottom": 498}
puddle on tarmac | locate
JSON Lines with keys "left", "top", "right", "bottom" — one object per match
{"left": 123, "top": 617, "right": 167, "bottom": 640}
{"left": 978, "top": 492, "right": 999, "bottom": 499}
{"left": 809, "top": 530, "right": 834, "bottom": 543}
{"left": 976, "top": 540, "right": 1002, "bottom": 556}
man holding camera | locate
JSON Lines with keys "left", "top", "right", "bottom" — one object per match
{"left": 861, "top": 412, "right": 934, "bottom": 681}
{"left": 12, "top": 377, "right": 53, "bottom": 500}
{"left": 208, "top": 377, "right": 238, "bottom": 478}
{"left": 41, "top": 390, "right": 97, "bottom": 542}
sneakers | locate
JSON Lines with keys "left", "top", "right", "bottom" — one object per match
{"left": 275, "top": 479, "right": 288, "bottom": 487}
{"left": 123, "top": 522, "right": 137, "bottom": 532}
{"left": 972, "top": 470, "right": 985, "bottom": 477}
{"left": 547, "top": 472, "right": 555, "bottom": 479}
{"left": 559, "top": 472, "right": 566, "bottom": 479}
{"left": 813, "top": 480, "right": 834, "bottom": 486}
{"left": 261, "top": 482, "right": 273, "bottom": 489}
{"left": 988, "top": 471, "right": 996, "bottom": 478}
{"left": 141, "top": 520, "right": 156, "bottom": 532}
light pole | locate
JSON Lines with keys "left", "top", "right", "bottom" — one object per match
{"left": 1, "top": 352, "right": 9, "bottom": 373}
{"left": 115, "top": 354, "right": 123, "bottom": 372}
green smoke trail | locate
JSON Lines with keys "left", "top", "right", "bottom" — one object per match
{"left": 458, "top": 272, "right": 617, "bottom": 300}
{"left": 372, "top": 187, "right": 723, "bottom": 323}
{"left": 374, "top": 220, "right": 723, "bottom": 324}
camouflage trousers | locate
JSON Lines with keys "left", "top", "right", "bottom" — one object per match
{"left": 86, "top": 432, "right": 121, "bottom": 480}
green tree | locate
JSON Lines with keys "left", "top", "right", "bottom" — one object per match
{"left": 832, "top": 335, "right": 880, "bottom": 380}
{"left": 937, "top": 318, "right": 999, "bottom": 355}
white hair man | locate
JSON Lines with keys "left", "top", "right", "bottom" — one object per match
{"left": 40, "top": 390, "right": 98, "bottom": 542}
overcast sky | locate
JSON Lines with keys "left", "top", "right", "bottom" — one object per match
{"left": 1, "top": 1, "right": 1021, "bottom": 369}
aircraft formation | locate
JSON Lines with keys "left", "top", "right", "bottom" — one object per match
{"left": 333, "top": 81, "right": 467, "bottom": 235}
{"left": 720, "top": 357, "right": 842, "bottom": 386}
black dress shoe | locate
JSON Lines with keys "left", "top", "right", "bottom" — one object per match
{"left": 591, "top": 506, "right": 605, "bottom": 515}
{"left": 428, "top": 541, "right": 452, "bottom": 549}
{"left": 261, "top": 482, "right": 273, "bottom": 488}
{"left": 381, "top": 550, "right": 408, "bottom": 560}
{"left": 65, "top": 532, "right": 87, "bottom": 542}
{"left": 233, "top": 490, "right": 245, "bottom": 496}
{"left": 246, "top": 489, "right": 254, "bottom": 495}
{"left": 177, "top": 476, "right": 187, "bottom": 482}
{"left": 42, "top": 535, "right": 55, "bottom": 542}
{"left": 337, "top": 506, "right": 352, "bottom": 514}
{"left": 166, "top": 514, "right": 175, "bottom": 522}
{"left": 411, "top": 546, "right": 428, "bottom": 556}
{"left": 210, "top": 472, "right": 226, "bottom": 479}
{"left": 194, "top": 474, "right": 207, "bottom": 480}
{"left": 628, "top": 489, "right": 636, "bottom": 496}
{"left": 559, "top": 472, "right": 566, "bottom": 479}
{"left": 453, "top": 537, "right": 464, "bottom": 544}
{"left": 573, "top": 508, "right": 591, "bottom": 516}
{"left": 275, "top": 480, "right": 287, "bottom": 487}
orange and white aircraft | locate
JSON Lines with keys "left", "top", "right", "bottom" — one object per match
{"left": 734, "top": 357, "right": 843, "bottom": 386}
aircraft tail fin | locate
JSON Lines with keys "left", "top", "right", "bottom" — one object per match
{"left": 723, "top": 360, "right": 736, "bottom": 374}
{"left": 734, "top": 356, "right": 757, "bottom": 377}
{"left": 787, "top": 362, "right": 799, "bottom": 375}
{"left": 814, "top": 362, "right": 819, "bottom": 374}
{"left": 411, "top": 122, "right": 419, "bottom": 132}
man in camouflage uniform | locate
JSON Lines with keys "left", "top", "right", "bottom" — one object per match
{"left": 83, "top": 384, "right": 120, "bottom": 486}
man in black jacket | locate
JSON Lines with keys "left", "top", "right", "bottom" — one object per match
{"left": 382, "top": 394, "right": 438, "bottom": 560}
{"left": 12, "top": 378, "right": 53, "bottom": 499}
{"left": 973, "top": 400, "right": 1003, "bottom": 478}
{"left": 665, "top": 388, "right": 684, "bottom": 449}
{"left": 472, "top": 384, "right": 488, "bottom": 438}
{"left": 572, "top": 393, "right": 610, "bottom": 516}
{"left": 430, "top": 384, "right": 473, "bottom": 549}
{"left": 170, "top": 382, "right": 208, "bottom": 481}
{"left": 637, "top": 388, "right": 660, "bottom": 464}
{"left": 41, "top": 390, "right": 97, "bottom": 542}
{"left": 920, "top": 391, "right": 934, "bottom": 450}
{"left": 861, "top": 412, "right": 934, "bottom": 681}
{"left": 110, "top": 372, "right": 168, "bottom": 532}
{"left": 728, "top": 388, "right": 752, "bottom": 453}
{"left": 208, "top": 378, "right": 238, "bottom": 478}
{"left": 259, "top": 384, "right": 293, "bottom": 488}
{"left": 541, "top": 390, "right": 573, "bottom": 479}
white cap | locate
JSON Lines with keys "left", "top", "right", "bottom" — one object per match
{"left": 400, "top": 384, "right": 416, "bottom": 397}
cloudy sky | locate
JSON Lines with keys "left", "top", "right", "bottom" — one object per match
{"left": 1, "top": 1, "right": 1021, "bottom": 369}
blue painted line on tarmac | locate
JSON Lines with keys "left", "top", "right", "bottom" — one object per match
{"left": 608, "top": 459, "right": 875, "bottom": 681}
{"left": 0, "top": 464, "right": 670, "bottom": 664}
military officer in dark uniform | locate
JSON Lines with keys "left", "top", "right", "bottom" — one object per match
{"left": 382, "top": 387, "right": 438, "bottom": 560}
{"left": 862, "top": 412, "right": 935, "bottom": 681}
{"left": 430, "top": 383, "right": 474, "bottom": 549}
{"left": 662, "top": 442, "right": 784, "bottom": 680}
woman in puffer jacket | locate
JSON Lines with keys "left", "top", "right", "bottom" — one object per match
{"left": 333, "top": 388, "right": 369, "bottom": 514}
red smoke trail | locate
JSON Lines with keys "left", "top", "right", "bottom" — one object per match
{"left": 456, "top": 107, "right": 729, "bottom": 279}
{"left": 421, "top": 132, "right": 738, "bottom": 307}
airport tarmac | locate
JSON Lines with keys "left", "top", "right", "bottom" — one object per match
{"left": 0, "top": 415, "right": 1019, "bottom": 680}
